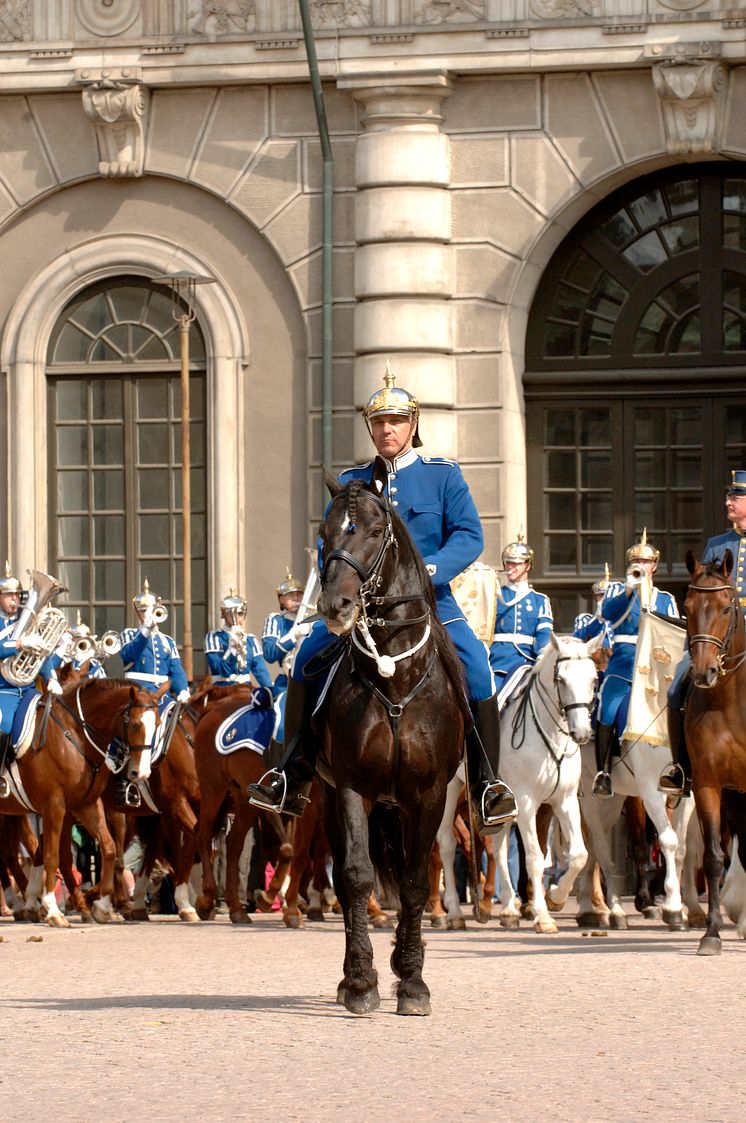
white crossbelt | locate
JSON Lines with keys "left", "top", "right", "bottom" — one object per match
{"left": 491, "top": 633, "right": 533, "bottom": 644}
{"left": 125, "top": 671, "right": 169, "bottom": 684}
{"left": 614, "top": 635, "right": 638, "bottom": 645}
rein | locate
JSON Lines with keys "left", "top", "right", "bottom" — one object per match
{"left": 69, "top": 686, "right": 160, "bottom": 762}
{"left": 687, "top": 579, "right": 746, "bottom": 679}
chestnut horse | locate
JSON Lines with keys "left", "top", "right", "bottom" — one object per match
{"left": 2, "top": 679, "right": 163, "bottom": 926}
{"left": 683, "top": 549, "right": 746, "bottom": 955}
{"left": 314, "top": 472, "right": 466, "bottom": 1016}
{"left": 193, "top": 687, "right": 292, "bottom": 924}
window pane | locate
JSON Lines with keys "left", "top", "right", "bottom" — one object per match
{"left": 138, "top": 379, "right": 169, "bottom": 419}
{"left": 138, "top": 423, "right": 169, "bottom": 465}
{"left": 659, "top": 217, "right": 699, "bottom": 255}
{"left": 623, "top": 231, "right": 667, "bottom": 272}
{"left": 58, "top": 560, "right": 89, "bottom": 601}
{"left": 138, "top": 468, "right": 170, "bottom": 510}
{"left": 546, "top": 535, "right": 576, "bottom": 572}
{"left": 552, "top": 284, "right": 586, "bottom": 320}
{"left": 581, "top": 493, "right": 611, "bottom": 530}
{"left": 545, "top": 321, "right": 576, "bottom": 357}
{"left": 94, "top": 604, "right": 125, "bottom": 635}
{"left": 548, "top": 493, "right": 575, "bottom": 530}
{"left": 634, "top": 409, "right": 666, "bottom": 445}
{"left": 91, "top": 380, "right": 122, "bottom": 421}
{"left": 93, "top": 469, "right": 124, "bottom": 511}
{"left": 636, "top": 449, "right": 666, "bottom": 486}
{"left": 144, "top": 290, "right": 178, "bottom": 333}
{"left": 564, "top": 249, "right": 602, "bottom": 289}
{"left": 56, "top": 381, "right": 86, "bottom": 420}
{"left": 580, "top": 410, "right": 610, "bottom": 447}
{"left": 635, "top": 493, "right": 666, "bottom": 527}
{"left": 92, "top": 426, "right": 123, "bottom": 466}
{"left": 136, "top": 334, "right": 172, "bottom": 361}
{"left": 546, "top": 450, "right": 576, "bottom": 488}
{"left": 664, "top": 179, "right": 698, "bottom": 216}
{"left": 191, "top": 512, "right": 206, "bottom": 554}
{"left": 57, "top": 470, "right": 87, "bottom": 512}
{"left": 581, "top": 536, "right": 614, "bottom": 571}
{"left": 671, "top": 408, "right": 702, "bottom": 445}
{"left": 723, "top": 179, "right": 746, "bottom": 213}
{"left": 90, "top": 339, "right": 119, "bottom": 362}
{"left": 629, "top": 189, "right": 667, "bottom": 231}
{"left": 93, "top": 514, "right": 124, "bottom": 556}
{"left": 58, "top": 516, "right": 87, "bottom": 555}
{"left": 671, "top": 492, "right": 702, "bottom": 529}
{"left": 726, "top": 406, "right": 746, "bottom": 444}
{"left": 93, "top": 560, "right": 125, "bottom": 601}
{"left": 103, "top": 324, "right": 128, "bottom": 357}
{"left": 600, "top": 209, "right": 637, "bottom": 248}
{"left": 140, "top": 513, "right": 170, "bottom": 555}
{"left": 71, "top": 293, "right": 109, "bottom": 335}
{"left": 53, "top": 324, "right": 91, "bottom": 363}
{"left": 580, "top": 449, "right": 611, "bottom": 488}
{"left": 57, "top": 426, "right": 87, "bottom": 467}
{"left": 723, "top": 214, "right": 746, "bottom": 252}
{"left": 139, "top": 560, "right": 170, "bottom": 598}
{"left": 108, "top": 285, "right": 147, "bottom": 324}
{"left": 545, "top": 410, "right": 575, "bottom": 446}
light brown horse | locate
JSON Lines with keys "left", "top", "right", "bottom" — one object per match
{"left": 193, "top": 687, "right": 292, "bottom": 924}
{"left": 1, "top": 679, "right": 164, "bottom": 926}
{"left": 684, "top": 549, "right": 746, "bottom": 955}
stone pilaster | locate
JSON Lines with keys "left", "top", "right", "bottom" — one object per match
{"left": 339, "top": 72, "right": 457, "bottom": 460}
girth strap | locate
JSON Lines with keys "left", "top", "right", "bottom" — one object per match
{"left": 354, "top": 649, "right": 437, "bottom": 804}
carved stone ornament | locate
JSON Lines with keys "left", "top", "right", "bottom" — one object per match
{"left": 0, "top": 0, "right": 31, "bottom": 41}
{"left": 657, "top": 0, "right": 707, "bottom": 10}
{"left": 311, "top": 0, "right": 370, "bottom": 26}
{"left": 76, "top": 0, "right": 140, "bottom": 37}
{"left": 80, "top": 78, "right": 149, "bottom": 177}
{"left": 416, "top": 0, "right": 484, "bottom": 21}
{"left": 652, "top": 60, "right": 728, "bottom": 155}
{"left": 189, "top": 0, "right": 256, "bottom": 35}
{"left": 530, "top": 0, "right": 600, "bottom": 16}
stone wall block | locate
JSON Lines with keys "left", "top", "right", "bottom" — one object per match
{"left": 303, "top": 137, "right": 357, "bottom": 193}
{"left": 306, "top": 302, "right": 356, "bottom": 359}
{"left": 355, "top": 353, "right": 455, "bottom": 409}
{"left": 230, "top": 140, "right": 301, "bottom": 229}
{"left": 544, "top": 72, "right": 622, "bottom": 187}
{"left": 720, "top": 66, "right": 746, "bottom": 158}
{"left": 145, "top": 88, "right": 217, "bottom": 180}
{"left": 191, "top": 86, "right": 269, "bottom": 197}
{"left": 353, "top": 409, "right": 457, "bottom": 462}
{"left": 452, "top": 189, "right": 543, "bottom": 257}
{"left": 355, "top": 242, "right": 453, "bottom": 298}
{"left": 445, "top": 77, "right": 541, "bottom": 133}
{"left": 453, "top": 299, "right": 502, "bottom": 353}
{"left": 455, "top": 353, "right": 502, "bottom": 407}
{"left": 356, "top": 186, "right": 451, "bottom": 243}
{"left": 355, "top": 297, "right": 453, "bottom": 354}
{"left": 594, "top": 70, "right": 666, "bottom": 165}
{"left": 0, "top": 95, "right": 57, "bottom": 203}
{"left": 458, "top": 409, "right": 501, "bottom": 461}
{"left": 455, "top": 244, "right": 519, "bottom": 305}
{"left": 273, "top": 83, "right": 357, "bottom": 137}
{"left": 356, "top": 131, "right": 450, "bottom": 188}
{"left": 290, "top": 246, "right": 355, "bottom": 310}
{"left": 29, "top": 93, "right": 99, "bottom": 185}
{"left": 511, "top": 134, "right": 578, "bottom": 217}
{"left": 450, "top": 136, "right": 508, "bottom": 188}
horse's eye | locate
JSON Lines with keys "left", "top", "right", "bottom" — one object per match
{"left": 369, "top": 526, "right": 382, "bottom": 539}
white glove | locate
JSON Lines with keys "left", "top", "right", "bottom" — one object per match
{"left": 426, "top": 564, "right": 437, "bottom": 577}
{"left": 46, "top": 678, "right": 63, "bottom": 696}
{"left": 288, "top": 622, "right": 311, "bottom": 644}
{"left": 18, "top": 632, "right": 43, "bottom": 653}
{"left": 625, "top": 571, "right": 642, "bottom": 591}
{"left": 176, "top": 689, "right": 190, "bottom": 703}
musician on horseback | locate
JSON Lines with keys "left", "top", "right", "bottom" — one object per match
{"left": 56, "top": 613, "right": 106, "bottom": 680}
{"left": 262, "top": 571, "right": 311, "bottom": 742}
{"left": 574, "top": 567, "right": 614, "bottom": 674}
{"left": 659, "top": 469, "right": 746, "bottom": 796}
{"left": 592, "top": 531, "right": 679, "bottom": 798}
{"left": 248, "top": 366, "right": 518, "bottom": 834}
{"left": 489, "top": 533, "right": 554, "bottom": 709}
{"left": 0, "top": 564, "right": 63, "bottom": 798}
{"left": 120, "top": 580, "right": 191, "bottom": 706}
{"left": 205, "top": 588, "right": 273, "bottom": 689}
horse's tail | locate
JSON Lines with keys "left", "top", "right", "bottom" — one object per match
{"left": 367, "top": 803, "right": 404, "bottom": 911}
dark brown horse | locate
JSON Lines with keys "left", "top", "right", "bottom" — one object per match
{"left": 2, "top": 679, "right": 163, "bottom": 926}
{"left": 684, "top": 549, "right": 746, "bottom": 955}
{"left": 193, "top": 686, "right": 292, "bottom": 924}
{"left": 315, "top": 471, "right": 466, "bottom": 1015}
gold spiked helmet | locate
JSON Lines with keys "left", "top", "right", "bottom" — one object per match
{"left": 362, "top": 361, "right": 422, "bottom": 448}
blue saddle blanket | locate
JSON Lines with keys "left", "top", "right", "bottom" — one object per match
{"left": 215, "top": 687, "right": 274, "bottom": 756}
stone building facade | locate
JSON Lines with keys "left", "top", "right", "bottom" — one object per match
{"left": 0, "top": 0, "right": 744, "bottom": 647}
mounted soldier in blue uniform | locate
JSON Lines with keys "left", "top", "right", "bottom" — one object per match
{"left": 593, "top": 531, "right": 679, "bottom": 798}
{"left": 489, "top": 533, "right": 554, "bottom": 709}
{"left": 262, "top": 570, "right": 311, "bottom": 743}
{"left": 659, "top": 469, "right": 746, "bottom": 796}
{"left": 248, "top": 365, "right": 518, "bottom": 834}
{"left": 573, "top": 566, "right": 614, "bottom": 678}
{"left": 55, "top": 612, "right": 107, "bottom": 681}
{"left": 205, "top": 588, "right": 273, "bottom": 689}
{"left": 120, "top": 580, "right": 191, "bottom": 707}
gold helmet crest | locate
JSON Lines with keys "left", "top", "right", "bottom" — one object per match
{"left": 502, "top": 530, "right": 534, "bottom": 568}
{"left": 626, "top": 527, "right": 660, "bottom": 565}
{"left": 276, "top": 569, "right": 303, "bottom": 601}
{"left": 132, "top": 578, "right": 161, "bottom": 612}
{"left": 0, "top": 560, "right": 21, "bottom": 596}
{"left": 592, "top": 563, "right": 612, "bottom": 597}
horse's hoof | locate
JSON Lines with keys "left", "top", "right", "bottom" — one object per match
{"left": 396, "top": 994, "right": 431, "bottom": 1017}
{"left": 229, "top": 910, "right": 253, "bottom": 926}
{"left": 283, "top": 911, "right": 303, "bottom": 929}
{"left": 345, "top": 988, "right": 380, "bottom": 1016}
{"left": 336, "top": 983, "right": 347, "bottom": 1005}
{"left": 697, "top": 934, "right": 722, "bottom": 956}
{"left": 23, "top": 909, "right": 40, "bottom": 924}
{"left": 576, "top": 912, "right": 608, "bottom": 929}
{"left": 609, "top": 913, "right": 629, "bottom": 931}
{"left": 546, "top": 895, "right": 565, "bottom": 914}
{"left": 520, "top": 904, "right": 535, "bottom": 921}
{"left": 430, "top": 914, "right": 447, "bottom": 929}
{"left": 254, "top": 890, "right": 275, "bottom": 914}
{"left": 663, "top": 910, "right": 687, "bottom": 931}
{"left": 370, "top": 913, "right": 392, "bottom": 929}
{"left": 78, "top": 910, "right": 94, "bottom": 925}
{"left": 534, "top": 918, "right": 559, "bottom": 935}
{"left": 446, "top": 915, "right": 466, "bottom": 931}
{"left": 475, "top": 906, "right": 491, "bottom": 925}
{"left": 128, "top": 908, "right": 150, "bottom": 922}
{"left": 109, "top": 911, "right": 126, "bottom": 925}
{"left": 306, "top": 907, "right": 325, "bottom": 922}
{"left": 91, "top": 902, "right": 111, "bottom": 925}
{"left": 642, "top": 905, "right": 662, "bottom": 920}
{"left": 688, "top": 910, "right": 708, "bottom": 930}
{"left": 47, "top": 913, "right": 70, "bottom": 929}
{"left": 179, "top": 908, "right": 200, "bottom": 923}
{"left": 195, "top": 903, "right": 214, "bottom": 922}
{"left": 500, "top": 914, "right": 520, "bottom": 929}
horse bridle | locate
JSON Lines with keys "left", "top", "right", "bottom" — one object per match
{"left": 687, "top": 579, "right": 741, "bottom": 678}
{"left": 73, "top": 686, "right": 160, "bottom": 756}
{"left": 322, "top": 487, "right": 395, "bottom": 596}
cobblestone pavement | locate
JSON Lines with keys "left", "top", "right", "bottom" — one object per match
{"left": 0, "top": 902, "right": 744, "bottom": 1122}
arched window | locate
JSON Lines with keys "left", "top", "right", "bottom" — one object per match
{"left": 525, "top": 165, "right": 746, "bottom": 628}
{"left": 47, "top": 277, "right": 208, "bottom": 651}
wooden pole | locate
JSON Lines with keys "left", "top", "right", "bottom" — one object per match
{"left": 179, "top": 314, "right": 193, "bottom": 681}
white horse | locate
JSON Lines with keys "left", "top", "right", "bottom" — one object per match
{"left": 576, "top": 738, "right": 695, "bottom": 930}
{"left": 494, "top": 633, "right": 600, "bottom": 934}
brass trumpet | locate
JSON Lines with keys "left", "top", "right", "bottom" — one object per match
{"left": 152, "top": 604, "right": 168, "bottom": 624}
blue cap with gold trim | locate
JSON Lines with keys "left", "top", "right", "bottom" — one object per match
{"left": 727, "top": 470, "right": 746, "bottom": 496}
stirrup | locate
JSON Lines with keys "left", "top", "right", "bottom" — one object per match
{"left": 658, "top": 763, "right": 689, "bottom": 797}
{"left": 0, "top": 773, "right": 9, "bottom": 800}
{"left": 124, "top": 782, "right": 141, "bottom": 808}
{"left": 479, "top": 781, "right": 518, "bottom": 828}
{"left": 248, "top": 768, "right": 287, "bottom": 812}
{"left": 592, "top": 771, "right": 613, "bottom": 799}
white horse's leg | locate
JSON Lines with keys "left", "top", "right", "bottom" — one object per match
{"left": 681, "top": 807, "right": 706, "bottom": 927}
{"left": 496, "top": 825, "right": 520, "bottom": 928}
{"left": 546, "top": 790, "right": 587, "bottom": 912}
{"left": 174, "top": 881, "right": 199, "bottom": 922}
{"left": 722, "top": 837, "right": 746, "bottom": 938}
{"left": 23, "top": 863, "right": 43, "bottom": 922}
{"left": 435, "top": 771, "right": 465, "bottom": 930}
{"left": 518, "top": 803, "right": 557, "bottom": 934}
{"left": 578, "top": 789, "right": 627, "bottom": 927}
{"left": 636, "top": 774, "right": 685, "bottom": 929}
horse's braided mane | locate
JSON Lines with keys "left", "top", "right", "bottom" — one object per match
{"left": 81, "top": 677, "right": 139, "bottom": 692}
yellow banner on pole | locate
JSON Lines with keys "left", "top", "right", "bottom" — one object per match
{"left": 623, "top": 611, "right": 687, "bottom": 748}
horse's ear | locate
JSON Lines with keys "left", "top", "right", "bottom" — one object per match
{"left": 686, "top": 549, "right": 699, "bottom": 576}
{"left": 370, "top": 457, "right": 388, "bottom": 497}
{"left": 723, "top": 548, "right": 734, "bottom": 578}
{"left": 549, "top": 631, "right": 560, "bottom": 651}
{"left": 129, "top": 686, "right": 137, "bottom": 702}
{"left": 584, "top": 629, "right": 604, "bottom": 657}
{"left": 323, "top": 467, "right": 342, "bottom": 499}
{"left": 156, "top": 681, "right": 171, "bottom": 702}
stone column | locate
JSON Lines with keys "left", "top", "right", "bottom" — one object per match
{"left": 339, "top": 72, "right": 456, "bottom": 459}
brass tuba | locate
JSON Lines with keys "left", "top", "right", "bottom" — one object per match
{"left": 1, "top": 570, "right": 69, "bottom": 687}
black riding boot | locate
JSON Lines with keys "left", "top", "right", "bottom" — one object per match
{"left": 466, "top": 696, "right": 518, "bottom": 835}
{"left": 658, "top": 686, "right": 692, "bottom": 797}
{"left": 592, "top": 722, "right": 616, "bottom": 798}
{"left": 247, "top": 679, "right": 316, "bottom": 818}
{"left": 0, "top": 730, "right": 13, "bottom": 800}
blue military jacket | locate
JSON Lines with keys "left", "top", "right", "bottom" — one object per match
{"left": 338, "top": 449, "right": 483, "bottom": 622}
{"left": 120, "top": 627, "right": 188, "bottom": 694}
{"left": 702, "top": 527, "right": 746, "bottom": 608}
{"left": 489, "top": 583, "right": 553, "bottom": 675}
{"left": 573, "top": 612, "right": 613, "bottom": 649}
{"left": 262, "top": 612, "right": 297, "bottom": 694}
{"left": 204, "top": 627, "right": 273, "bottom": 688}
{"left": 600, "top": 581, "right": 679, "bottom": 679}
